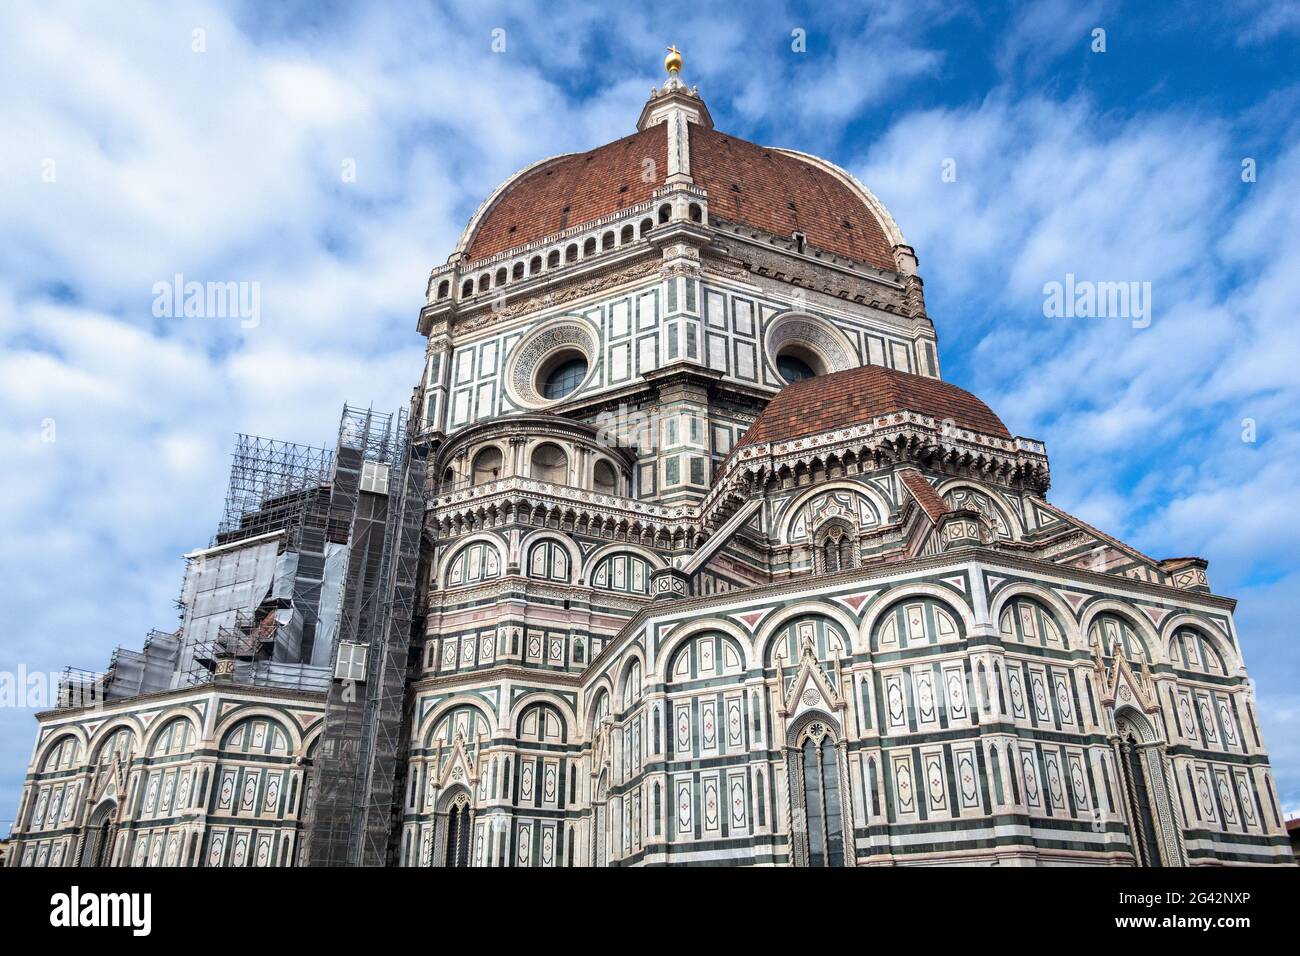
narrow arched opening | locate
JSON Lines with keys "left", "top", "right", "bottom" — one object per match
{"left": 794, "top": 720, "right": 846, "bottom": 867}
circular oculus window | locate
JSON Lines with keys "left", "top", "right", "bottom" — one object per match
{"left": 504, "top": 320, "right": 596, "bottom": 408}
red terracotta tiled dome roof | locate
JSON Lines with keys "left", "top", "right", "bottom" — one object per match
{"left": 689, "top": 127, "right": 896, "bottom": 271}
{"left": 466, "top": 125, "right": 668, "bottom": 261}
{"left": 462, "top": 124, "right": 898, "bottom": 271}
{"left": 735, "top": 365, "right": 1012, "bottom": 450}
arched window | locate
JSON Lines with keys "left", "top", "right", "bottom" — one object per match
{"left": 583, "top": 237, "right": 597, "bottom": 256}
{"left": 777, "top": 353, "right": 816, "bottom": 383}
{"left": 797, "top": 722, "right": 845, "bottom": 867}
{"left": 220, "top": 717, "right": 291, "bottom": 755}
{"left": 42, "top": 735, "right": 81, "bottom": 771}
{"left": 461, "top": 279, "right": 473, "bottom": 297}
{"left": 428, "top": 705, "right": 489, "bottom": 759}
{"left": 530, "top": 443, "right": 568, "bottom": 483}
{"left": 620, "top": 224, "right": 634, "bottom": 243}
{"left": 547, "top": 249, "right": 561, "bottom": 268}
{"left": 518, "top": 703, "right": 566, "bottom": 742}
{"left": 1116, "top": 714, "right": 1163, "bottom": 867}
{"left": 445, "top": 541, "right": 502, "bottom": 586}
{"left": 529, "top": 255, "right": 542, "bottom": 274}
{"left": 150, "top": 717, "right": 197, "bottom": 756}
{"left": 872, "top": 598, "right": 962, "bottom": 651}
{"left": 527, "top": 540, "right": 570, "bottom": 582}
{"left": 622, "top": 660, "right": 643, "bottom": 708}
{"left": 95, "top": 727, "right": 135, "bottom": 767}
{"left": 436, "top": 279, "right": 449, "bottom": 299}
{"left": 443, "top": 792, "right": 471, "bottom": 868}
{"left": 1168, "top": 626, "right": 1225, "bottom": 674}
{"left": 590, "top": 553, "right": 651, "bottom": 594}
{"left": 80, "top": 800, "right": 117, "bottom": 867}
{"left": 494, "top": 267, "right": 507, "bottom": 286}
{"left": 601, "top": 231, "right": 615, "bottom": 250}
{"left": 593, "top": 459, "right": 618, "bottom": 494}
{"left": 639, "top": 218, "right": 653, "bottom": 236}
{"left": 998, "top": 597, "right": 1065, "bottom": 647}
{"left": 471, "top": 446, "right": 503, "bottom": 486}
{"left": 589, "top": 690, "right": 610, "bottom": 731}
{"left": 477, "top": 274, "right": 490, "bottom": 293}
{"left": 541, "top": 355, "right": 587, "bottom": 400}
{"left": 688, "top": 202, "right": 703, "bottom": 222}
{"left": 767, "top": 616, "right": 849, "bottom": 679}
{"left": 565, "top": 243, "right": 578, "bottom": 263}
{"left": 657, "top": 203, "right": 671, "bottom": 224}
{"left": 1089, "top": 613, "right": 1151, "bottom": 662}
{"left": 814, "top": 520, "right": 855, "bottom": 573}
{"left": 668, "top": 632, "right": 745, "bottom": 683}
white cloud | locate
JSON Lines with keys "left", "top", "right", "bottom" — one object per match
{"left": 995, "top": 0, "right": 1113, "bottom": 77}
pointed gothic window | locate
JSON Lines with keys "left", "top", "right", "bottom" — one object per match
{"left": 81, "top": 800, "right": 117, "bottom": 867}
{"left": 814, "top": 521, "right": 856, "bottom": 574}
{"left": 444, "top": 797, "right": 471, "bottom": 868}
{"left": 1117, "top": 721, "right": 1164, "bottom": 867}
{"left": 799, "top": 725, "right": 845, "bottom": 867}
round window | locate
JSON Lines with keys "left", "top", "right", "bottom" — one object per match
{"left": 541, "top": 355, "right": 589, "bottom": 400}
{"left": 777, "top": 353, "right": 816, "bottom": 384}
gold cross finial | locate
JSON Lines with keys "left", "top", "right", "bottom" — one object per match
{"left": 664, "top": 45, "right": 683, "bottom": 75}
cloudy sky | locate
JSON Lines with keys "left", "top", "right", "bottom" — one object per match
{"left": 1, "top": 0, "right": 1298, "bottom": 827}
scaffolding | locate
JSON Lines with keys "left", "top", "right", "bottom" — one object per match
{"left": 217, "top": 435, "right": 336, "bottom": 546}
{"left": 52, "top": 425, "right": 354, "bottom": 711}
{"left": 58, "top": 667, "right": 107, "bottom": 710}
{"left": 303, "top": 405, "right": 426, "bottom": 866}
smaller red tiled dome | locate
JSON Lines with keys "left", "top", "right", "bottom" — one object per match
{"left": 735, "top": 365, "right": 1011, "bottom": 450}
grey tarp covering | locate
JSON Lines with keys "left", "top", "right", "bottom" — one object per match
{"left": 174, "top": 535, "right": 282, "bottom": 685}
{"left": 310, "top": 542, "right": 348, "bottom": 668}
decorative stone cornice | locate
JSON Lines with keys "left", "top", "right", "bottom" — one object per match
{"left": 410, "top": 664, "right": 583, "bottom": 693}
{"left": 430, "top": 476, "right": 702, "bottom": 545}
{"left": 701, "top": 413, "right": 1050, "bottom": 526}
{"left": 427, "top": 575, "right": 650, "bottom": 615}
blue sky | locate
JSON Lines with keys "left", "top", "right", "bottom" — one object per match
{"left": 2, "top": 0, "right": 1298, "bottom": 828}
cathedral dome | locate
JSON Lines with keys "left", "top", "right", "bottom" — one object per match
{"left": 460, "top": 125, "right": 669, "bottom": 262}
{"left": 456, "top": 114, "right": 904, "bottom": 273}
{"left": 734, "top": 365, "right": 1012, "bottom": 450}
